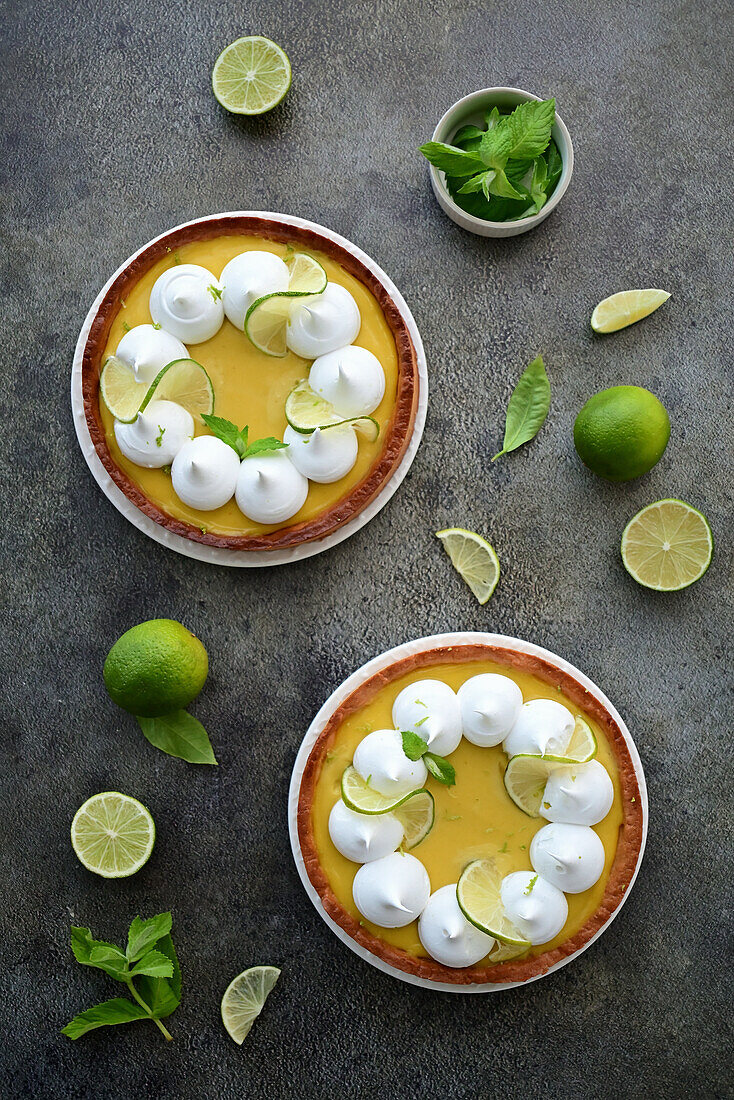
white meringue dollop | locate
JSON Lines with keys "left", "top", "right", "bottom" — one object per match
{"left": 234, "top": 449, "right": 308, "bottom": 524}
{"left": 283, "top": 425, "right": 358, "bottom": 483}
{"left": 170, "top": 435, "right": 240, "bottom": 510}
{"left": 458, "top": 674, "right": 524, "bottom": 748}
{"left": 418, "top": 885, "right": 495, "bottom": 967}
{"left": 541, "top": 760, "right": 614, "bottom": 826}
{"left": 114, "top": 400, "right": 194, "bottom": 468}
{"left": 328, "top": 800, "right": 403, "bottom": 864}
{"left": 308, "top": 344, "right": 385, "bottom": 417}
{"left": 220, "top": 251, "right": 290, "bottom": 330}
{"left": 500, "top": 871, "right": 569, "bottom": 945}
{"left": 503, "top": 698, "right": 576, "bottom": 758}
{"left": 391, "top": 679, "right": 463, "bottom": 757}
{"left": 352, "top": 852, "right": 430, "bottom": 928}
{"left": 529, "top": 822, "right": 606, "bottom": 893}
{"left": 114, "top": 324, "right": 189, "bottom": 385}
{"left": 286, "top": 283, "right": 361, "bottom": 358}
{"left": 149, "top": 264, "right": 224, "bottom": 344}
{"left": 352, "top": 728, "right": 427, "bottom": 798}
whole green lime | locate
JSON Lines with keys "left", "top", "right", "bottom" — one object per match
{"left": 573, "top": 385, "right": 670, "bottom": 481}
{"left": 103, "top": 619, "right": 208, "bottom": 717}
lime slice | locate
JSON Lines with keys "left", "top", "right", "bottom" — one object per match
{"left": 591, "top": 289, "right": 670, "bottom": 333}
{"left": 621, "top": 498, "right": 713, "bottom": 592}
{"left": 565, "top": 716, "right": 597, "bottom": 763}
{"left": 100, "top": 357, "right": 214, "bottom": 423}
{"left": 436, "top": 528, "right": 500, "bottom": 604}
{"left": 70, "top": 792, "right": 155, "bottom": 878}
{"left": 221, "top": 966, "right": 281, "bottom": 1044}
{"left": 503, "top": 753, "right": 577, "bottom": 817}
{"left": 212, "top": 37, "right": 291, "bottom": 116}
{"left": 487, "top": 939, "right": 530, "bottom": 964}
{"left": 285, "top": 379, "right": 380, "bottom": 441}
{"left": 456, "top": 858, "right": 530, "bottom": 947}
{"left": 245, "top": 253, "right": 327, "bottom": 356}
{"left": 393, "top": 789, "right": 435, "bottom": 849}
{"left": 340, "top": 765, "right": 422, "bottom": 815}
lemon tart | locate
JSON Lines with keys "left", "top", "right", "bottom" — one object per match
{"left": 292, "top": 634, "right": 646, "bottom": 988}
{"left": 77, "top": 213, "right": 423, "bottom": 557}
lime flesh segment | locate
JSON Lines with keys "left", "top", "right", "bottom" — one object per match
{"left": 488, "top": 939, "right": 530, "bottom": 964}
{"left": 221, "top": 966, "right": 281, "bottom": 1044}
{"left": 591, "top": 289, "right": 670, "bottom": 333}
{"left": 71, "top": 792, "right": 155, "bottom": 878}
{"left": 286, "top": 252, "right": 327, "bottom": 296}
{"left": 285, "top": 379, "right": 380, "bottom": 441}
{"left": 503, "top": 753, "right": 585, "bottom": 817}
{"left": 565, "top": 717, "right": 597, "bottom": 762}
{"left": 244, "top": 252, "right": 327, "bottom": 356}
{"left": 212, "top": 37, "right": 291, "bottom": 115}
{"left": 393, "top": 789, "right": 435, "bottom": 849}
{"left": 340, "top": 766, "right": 421, "bottom": 815}
{"left": 436, "top": 528, "right": 500, "bottom": 604}
{"left": 457, "top": 858, "right": 530, "bottom": 946}
{"left": 621, "top": 498, "right": 713, "bottom": 591}
{"left": 100, "top": 357, "right": 214, "bottom": 423}
{"left": 99, "top": 356, "right": 151, "bottom": 422}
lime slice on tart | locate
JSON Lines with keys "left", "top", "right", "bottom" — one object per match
{"left": 70, "top": 792, "right": 155, "bottom": 878}
{"left": 285, "top": 379, "right": 380, "bottom": 441}
{"left": 285, "top": 252, "right": 327, "bottom": 296}
{"left": 621, "top": 499, "right": 713, "bottom": 591}
{"left": 100, "top": 356, "right": 214, "bottom": 423}
{"left": 564, "top": 716, "right": 597, "bottom": 763}
{"left": 436, "top": 528, "right": 500, "bottom": 605}
{"left": 503, "top": 753, "right": 579, "bottom": 817}
{"left": 245, "top": 253, "right": 327, "bottom": 356}
{"left": 341, "top": 765, "right": 421, "bottom": 815}
{"left": 590, "top": 289, "right": 670, "bottom": 333}
{"left": 456, "top": 858, "right": 530, "bottom": 947}
{"left": 487, "top": 939, "right": 530, "bottom": 964}
{"left": 221, "top": 966, "right": 281, "bottom": 1044}
{"left": 393, "top": 789, "right": 435, "bottom": 849}
{"left": 212, "top": 37, "right": 291, "bottom": 116}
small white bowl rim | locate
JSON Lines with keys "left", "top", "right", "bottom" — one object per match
{"left": 429, "top": 86, "right": 575, "bottom": 231}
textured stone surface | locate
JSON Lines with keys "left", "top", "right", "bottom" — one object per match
{"left": 1, "top": 0, "right": 732, "bottom": 1096}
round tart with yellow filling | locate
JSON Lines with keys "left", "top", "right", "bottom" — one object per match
{"left": 77, "top": 214, "right": 422, "bottom": 555}
{"left": 293, "top": 634, "right": 646, "bottom": 988}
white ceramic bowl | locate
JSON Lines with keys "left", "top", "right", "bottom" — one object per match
{"left": 428, "top": 87, "right": 574, "bottom": 238}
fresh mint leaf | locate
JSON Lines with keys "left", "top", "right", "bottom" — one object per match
{"left": 244, "top": 437, "right": 289, "bottom": 458}
{"left": 492, "top": 355, "right": 550, "bottom": 461}
{"left": 487, "top": 167, "right": 526, "bottom": 200}
{"left": 545, "top": 139, "right": 563, "bottom": 190}
{"left": 61, "top": 998, "right": 150, "bottom": 1040}
{"left": 424, "top": 752, "right": 456, "bottom": 786}
{"left": 136, "top": 934, "right": 181, "bottom": 1019}
{"left": 419, "top": 141, "right": 485, "bottom": 177}
{"left": 126, "top": 912, "right": 172, "bottom": 962}
{"left": 504, "top": 97, "right": 555, "bottom": 159}
{"left": 452, "top": 124, "right": 484, "bottom": 148}
{"left": 479, "top": 125, "right": 514, "bottom": 170}
{"left": 484, "top": 106, "right": 500, "bottom": 130}
{"left": 528, "top": 157, "right": 548, "bottom": 213}
{"left": 458, "top": 171, "right": 492, "bottom": 195}
{"left": 88, "top": 944, "right": 129, "bottom": 981}
{"left": 129, "top": 949, "right": 174, "bottom": 980}
{"left": 137, "top": 710, "right": 218, "bottom": 765}
{"left": 401, "top": 730, "right": 428, "bottom": 761}
{"left": 505, "top": 158, "right": 534, "bottom": 186}
{"left": 201, "top": 414, "right": 247, "bottom": 458}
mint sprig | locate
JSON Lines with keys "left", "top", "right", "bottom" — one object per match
{"left": 201, "top": 414, "right": 288, "bottom": 460}
{"left": 400, "top": 730, "right": 456, "bottom": 787}
{"left": 62, "top": 914, "right": 180, "bottom": 1042}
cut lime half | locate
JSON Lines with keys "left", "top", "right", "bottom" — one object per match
{"left": 100, "top": 356, "right": 214, "bottom": 423}
{"left": 436, "top": 528, "right": 500, "bottom": 605}
{"left": 394, "top": 789, "right": 435, "bottom": 849}
{"left": 285, "top": 379, "right": 380, "bottom": 441}
{"left": 621, "top": 499, "right": 713, "bottom": 591}
{"left": 221, "top": 966, "right": 281, "bottom": 1044}
{"left": 456, "top": 858, "right": 530, "bottom": 947}
{"left": 591, "top": 289, "right": 670, "bottom": 333}
{"left": 70, "top": 792, "right": 155, "bottom": 878}
{"left": 245, "top": 253, "right": 327, "bottom": 356}
{"left": 340, "top": 766, "right": 422, "bottom": 815}
{"left": 212, "top": 37, "right": 291, "bottom": 116}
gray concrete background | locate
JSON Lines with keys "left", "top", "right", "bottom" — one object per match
{"left": 1, "top": 0, "right": 732, "bottom": 1096}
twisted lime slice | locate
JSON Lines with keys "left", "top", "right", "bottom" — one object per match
{"left": 393, "top": 789, "right": 435, "bottom": 849}
{"left": 457, "top": 858, "right": 530, "bottom": 947}
{"left": 100, "top": 356, "right": 214, "bottom": 423}
{"left": 340, "top": 766, "right": 423, "bottom": 815}
{"left": 221, "top": 966, "right": 281, "bottom": 1044}
{"left": 244, "top": 253, "right": 327, "bottom": 356}
{"left": 285, "top": 379, "right": 379, "bottom": 441}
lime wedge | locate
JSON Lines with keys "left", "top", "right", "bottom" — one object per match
{"left": 591, "top": 289, "right": 670, "bottom": 333}
{"left": 565, "top": 716, "right": 597, "bottom": 763}
{"left": 245, "top": 253, "right": 327, "bottom": 357}
{"left": 456, "top": 858, "right": 530, "bottom": 947}
{"left": 285, "top": 379, "right": 380, "bottom": 441}
{"left": 340, "top": 765, "right": 421, "bottom": 815}
{"left": 212, "top": 37, "right": 291, "bottom": 116}
{"left": 100, "top": 356, "right": 214, "bottom": 423}
{"left": 487, "top": 939, "right": 530, "bottom": 964}
{"left": 436, "top": 528, "right": 500, "bottom": 604}
{"left": 221, "top": 966, "right": 281, "bottom": 1044}
{"left": 621, "top": 498, "right": 713, "bottom": 591}
{"left": 503, "top": 753, "right": 577, "bottom": 817}
{"left": 393, "top": 789, "right": 435, "bottom": 849}
{"left": 70, "top": 792, "right": 155, "bottom": 878}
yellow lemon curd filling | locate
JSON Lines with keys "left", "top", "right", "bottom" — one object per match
{"left": 100, "top": 235, "right": 399, "bottom": 536}
{"left": 312, "top": 659, "right": 624, "bottom": 962}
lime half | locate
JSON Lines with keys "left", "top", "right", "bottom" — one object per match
{"left": 100, "top": 357, "right": 214, "bottom": 423}
{"left": 341, "top": 766, "right": 422, "bottom": 815}
{"left": 436, "top": 528, "right": 500, "bottom": 605}
{"left": 591, "top": 289, "right": 670, "bottom": 333}
{"left": 212, "top": 37, "right": 291, "bottom": 115}
{"left": 621, "top": 498, "right": 713, "bottom": 591}
{"left": 457, "top": 858, "right": 530, "bottom": 947}
{"left": 221, "top": 966, "right": 281, "bottom": 1044}
{"left": 71, "top": 792, "right": 155, "bottom": 878}
{"left": 285, "top": 379, "right": 379, "bottom": 441}
{"left": 245, "top": 253, "right": 327, "bottom": 357}
{"left": 394, "top": 789, "right": 435, "bottom": 849}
